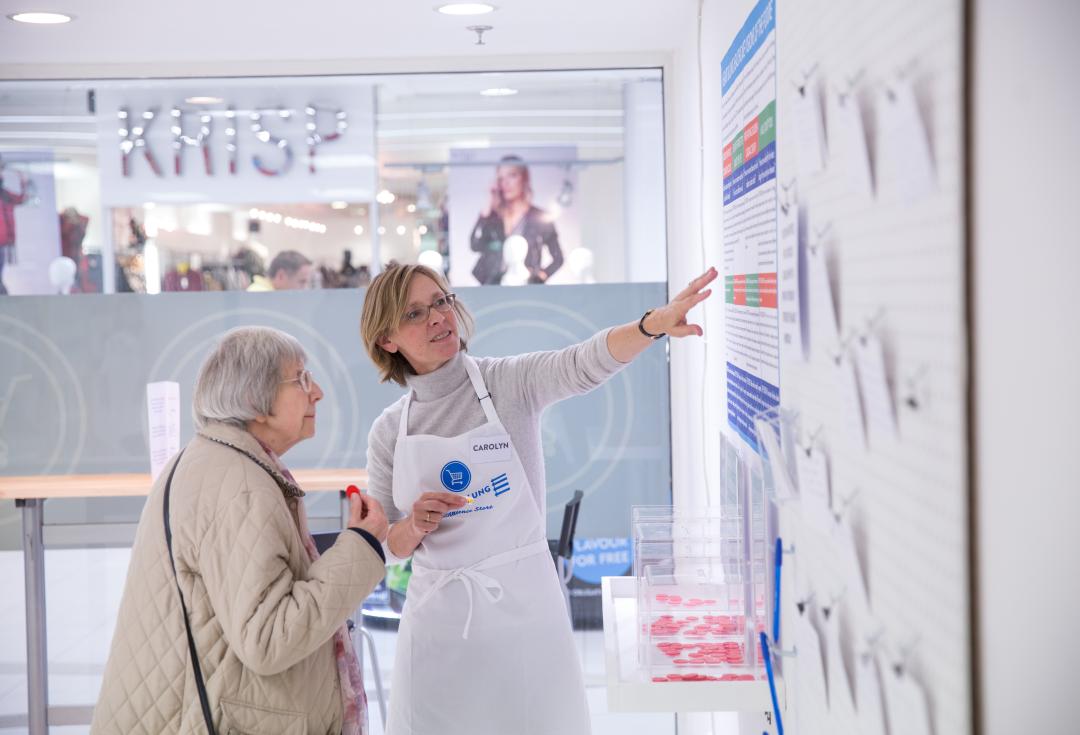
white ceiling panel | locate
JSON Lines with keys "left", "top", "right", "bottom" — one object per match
{"left": 0, "top": 0, "right": 693, "bottom": 67}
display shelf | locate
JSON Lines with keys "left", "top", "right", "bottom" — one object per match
{"left": 601, "top": 575, "right": 781, "bottom": 713}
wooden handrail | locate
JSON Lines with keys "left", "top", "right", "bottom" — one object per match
{"left": 0, "top": 469, "right": 368, "bottom": 501}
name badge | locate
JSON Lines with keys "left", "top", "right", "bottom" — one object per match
{"left": 469, "top": 434, "right": 512, "bottom": 464}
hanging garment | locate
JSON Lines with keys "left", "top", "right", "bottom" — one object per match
{"left": 0, "top": 184, "right": 29, "bottom": 258}
{"left": 386, "top": 355, "right": 591, "bottom": 735}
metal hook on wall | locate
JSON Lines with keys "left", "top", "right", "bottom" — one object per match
{"left": 901, "top": 364, "right": 930, "bottom": 411}
{"left": 792, "top": 62, "right": 822, "bottom": 97}
{"left": 858, "top": 308, "right": 887, "bottom": 345}
{"left": 832, "top": 487, "right": 860, "bottom": 523}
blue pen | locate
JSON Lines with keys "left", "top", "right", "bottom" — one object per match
{"left": 760, "top": 631, "right": 784, "bottom": 735}
{"left": 773, "top": 537, "right": 782, "bottom": 644}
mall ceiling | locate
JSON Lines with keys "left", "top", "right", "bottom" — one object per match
{"left": 1, "top": 0, "right": 693, "bottom": 68}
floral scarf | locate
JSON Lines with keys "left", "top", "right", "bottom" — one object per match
{"left": 257, "top": 440, "right": 368, "bottom": 735}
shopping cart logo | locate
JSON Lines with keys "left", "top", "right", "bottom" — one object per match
{"left": 440, "top": 460, "right": 472, "bottom": 492}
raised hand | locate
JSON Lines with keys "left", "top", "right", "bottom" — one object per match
{"left": 644, "top": 266, "right": 717, "bottom": 338}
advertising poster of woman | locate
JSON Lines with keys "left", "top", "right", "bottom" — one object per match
{"left": 447, "top": 146, "right": 581, "bottom": 287}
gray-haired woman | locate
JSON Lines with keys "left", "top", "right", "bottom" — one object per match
{"left": 92, "top": 326, "right": 388, "bottom": 735}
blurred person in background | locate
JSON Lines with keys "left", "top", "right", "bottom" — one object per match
{"left": 249, "top": 249, "right": 313, "bottom": 291}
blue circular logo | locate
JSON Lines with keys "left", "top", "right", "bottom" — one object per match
{"left": 440, "top": 461, "right": 472, "bottom": 492}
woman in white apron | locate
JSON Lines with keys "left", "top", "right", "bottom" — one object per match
{"left": 360, "top": 263, "right": 715, "bottom": 735}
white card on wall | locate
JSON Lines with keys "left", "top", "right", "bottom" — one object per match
{"left": 821, "top": 606, "right": 856, "bottom": 724}
{"left": 796, "top": 445, "right": 834, "bottom": 533}
{"left": 778, "top": 198, "right": 806, "bottom": 360}
{"left": 855, "top": 653, "right": 888, "bottom": 735}
{"left": 833, "top": 350, "right": 867, "bottom": 450}
{"left": 832, "top": 519, "right": 872, "bottom": 622}
{"left": 807, "top": 236, "right": 840, "bottom": 358}
{"left": 854, "top": 334, "right": 898, "bottom": 448}
{"left": 879, "top": 657, "right": 934, "bottom": 735}
{"left": 795, "top": 610, "right": 830, "bottom": 735}
{"left": 832, "top": 90, "right": 875, "bottom": 198}
{"left": 794, "top": 82, "right": 828, "bottom": 178}
{"left": 147, "top": 381, "right": 180, "bottom": 480}
{"left": 879, "top": 78, "right": 935, "bottom": 203}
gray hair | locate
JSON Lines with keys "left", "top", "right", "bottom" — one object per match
{"left": 192, "top": 326, "right": 307, "bottom": 430}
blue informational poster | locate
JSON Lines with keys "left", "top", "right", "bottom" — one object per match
{"left": 720, "top": 0, "right": 780, "bottom": 451}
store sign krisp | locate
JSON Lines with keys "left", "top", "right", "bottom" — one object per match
{"left": 117, "top": 104, "right": 348, "bottom": 178}
{"left": 95, "top": 82, "right": 376, "bottom": 206}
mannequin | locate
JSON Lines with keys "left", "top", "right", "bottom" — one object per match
{"left": 48, "top": 256, "right": 77, "bottom": 295}
{"left": 564, "top": 247, "right": 596, "bottom": 285}
{"left": 500, "top": 234, "right": 530, "bottom": 286}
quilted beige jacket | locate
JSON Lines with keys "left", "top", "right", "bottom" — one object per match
{"left": 90, "top": 423, "right": 385, "bottom": 735}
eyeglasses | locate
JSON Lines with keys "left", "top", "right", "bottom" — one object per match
{"left": 401, "top": 292, "right": 457, "bottom": 326}
{"left": 280, "top": 368, "right": 313, "bottom": 394}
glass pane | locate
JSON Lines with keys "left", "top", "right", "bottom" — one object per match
{"left": 0, "top": 68, "right": 665, "bottom": 296}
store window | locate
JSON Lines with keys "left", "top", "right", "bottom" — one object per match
{"left": 0, "top": 69, "right": 666, "bottom": 296}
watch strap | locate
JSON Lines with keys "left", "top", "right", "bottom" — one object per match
{"left": 638, "top": 309, "right": 665, "bottom": 340}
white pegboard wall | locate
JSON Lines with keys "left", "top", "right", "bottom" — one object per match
{"left": 768, "top": 1, "right": 969, "bottom": 735}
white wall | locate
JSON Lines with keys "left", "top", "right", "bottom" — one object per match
{"left": 973, "top": 0, "right": 1080, "bottom": 732}
{"left": 665, "top": 0, "right": 738, "bottom": 515}
{"left": 664, "top": 2, "right": 757, "bottom": 731}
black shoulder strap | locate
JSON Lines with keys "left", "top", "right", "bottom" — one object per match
{"left": 162, "top": 450, "right": 217, "bottom": 735}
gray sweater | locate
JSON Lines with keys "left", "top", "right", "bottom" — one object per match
{"left": 365, "top": 328, "right": 626, "bottom": 558}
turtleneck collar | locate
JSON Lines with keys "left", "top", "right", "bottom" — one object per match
{"left": 405, "top": 349, "right": 468, "bottom": 402}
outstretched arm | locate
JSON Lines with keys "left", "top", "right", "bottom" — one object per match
{"left": 606, "top": 267, "right": 717, "bottom": 363}
{"left": 502, "top": 267, "right": 717, "bottom": 412}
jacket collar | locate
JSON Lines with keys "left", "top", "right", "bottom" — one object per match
{"left": 196, "top": 422, "right": 304, "bottom": 499}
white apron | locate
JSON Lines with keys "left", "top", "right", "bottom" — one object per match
{"left": 386, "top": 356, "right": 591, "bottom": 735}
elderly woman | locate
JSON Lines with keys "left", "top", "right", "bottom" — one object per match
{"left": 91, "top": 326, "right": 389, "bottom": 735}
{"left": 361, "top": 263, "right": 716, "bottom": 734}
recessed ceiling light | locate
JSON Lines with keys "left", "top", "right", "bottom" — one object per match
{"left": 480, "top": 87, "right": 518, "bottom": 97}
{"left": 436, "top": 3, "right": 495, "bottom": 15}
{"left": 353, "top": 225, "right": 365, "bottom": 236}
{"left": 184, "top": 96, "right": 224, "bottom": 105}
{"left": 375, "top": 189, "right": 396, "bottom": 205}
{"left": 8, "top": 11, "right": 73, "bottom": 24}
{"left": 406, "top": 203, "right": 417, "bottom": 213}
{"left": 330, "top": 200, "right": 348, "bottom": 210}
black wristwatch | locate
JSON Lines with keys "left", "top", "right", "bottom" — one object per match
{"left": 638, "top": 309, "right": 666, "bottom": 340}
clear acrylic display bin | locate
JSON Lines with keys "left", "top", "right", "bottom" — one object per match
{"left": 633, "top": 537, "right": 744, "bottom": 580}
{"left": 636, "top": 563, "right": 760, "bottom": 682}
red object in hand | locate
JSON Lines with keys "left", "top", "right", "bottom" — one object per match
{"left": 346, "top": 485, "right": 368, "bottom": 519}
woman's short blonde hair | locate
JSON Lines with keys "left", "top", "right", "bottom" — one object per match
{"left": 360, "top": 264, "right": 475, "bottom": 386}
